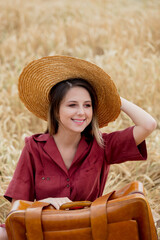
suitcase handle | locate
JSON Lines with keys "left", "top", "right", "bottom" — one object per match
{"left": 60, "top": 201, "right": 92, "bottom": 210}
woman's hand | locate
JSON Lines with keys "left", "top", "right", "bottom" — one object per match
{"left": 120, "top": 97, "right": 157, "bottom": 145}
{"left": 38, "top": 197, "right": 72, "bottom": 210}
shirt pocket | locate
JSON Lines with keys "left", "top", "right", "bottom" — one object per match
{"left": 35, "top": 174, "right": 61, "bottom": 200}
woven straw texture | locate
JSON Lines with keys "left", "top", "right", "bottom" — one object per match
{"left": 18, "top": 56, "right": 121, "bottom": 128}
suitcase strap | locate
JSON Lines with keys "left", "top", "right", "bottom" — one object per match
{"left": 90, "top": 191, "right": 115, "bottom": 240}
{"left": 25, "top": 202, "right": 50, "bottom": 240}
{"left": 25, "top": 192, "right": 115, "bottom": 240}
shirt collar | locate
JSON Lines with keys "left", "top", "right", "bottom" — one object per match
{"left": 33, "top": 133, "right": 89, "bottom": 176}
{"left": 33, "top": 133, "right": 50, "bottom": 142}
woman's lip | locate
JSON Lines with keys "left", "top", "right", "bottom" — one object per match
{"left": 72, "top": 119, "right": 86, "bottom": 123}
{"left": 72, "top": 119, "right": 86, "bottom": 125}
{"left": 72, "top": 119, "right": 85, "bottom": 121}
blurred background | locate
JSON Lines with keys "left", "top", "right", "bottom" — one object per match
{"left": 0, "top": 0, "right": 160, "bottom": 236}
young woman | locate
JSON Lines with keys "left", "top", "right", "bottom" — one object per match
{"left": 0, "top": 56, "right": 157, "bottom": 239}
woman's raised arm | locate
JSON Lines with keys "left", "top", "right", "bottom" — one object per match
{"left": 120, "top": 97, "right": 157, "bottom": 146}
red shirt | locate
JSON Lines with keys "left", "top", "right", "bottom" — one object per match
{"left": 4, "top": 126, "right": 147, "bottom": 202}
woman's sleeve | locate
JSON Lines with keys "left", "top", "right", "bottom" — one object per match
{"left": 103, "top": 126, "right": 147, "bottom": 164}
{"left": 4, "top": 141, "right": 35, "bottom": 202}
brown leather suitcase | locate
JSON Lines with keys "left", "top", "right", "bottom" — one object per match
{"left": 5, "top": 181, "right": 158, "bottom": 240}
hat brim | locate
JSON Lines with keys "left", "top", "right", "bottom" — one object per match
{"left": 18, "top": 55, "right": 121, "bottom": 128}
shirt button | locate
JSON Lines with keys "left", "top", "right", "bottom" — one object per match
{"left": 47, "top": 177, "right": 50, "bottom": 181}
{"left": 67, "top": 184, "right": 70, "bottom": 188}
{"left": 42, "top": 177, "right": 45, "bottom": 180}
{"left": 67, "top": 178, "right": 70, "bottom": 182}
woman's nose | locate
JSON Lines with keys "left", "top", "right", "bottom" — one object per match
{"left": 77, "top": 106, "right": 85, "bottom": 115}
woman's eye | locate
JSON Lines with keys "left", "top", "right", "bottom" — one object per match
{"left": 84, "top": 104, "right": 91, "bottom": 108}
{"left": 68, "top": 104, "right": 91, "bottom": 108}
{"left": 68, "top": 104, "right": 76, "bottom": 107}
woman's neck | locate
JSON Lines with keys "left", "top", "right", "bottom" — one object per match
{"left": 53, "top": 130, "right": 81, "bottom": 149}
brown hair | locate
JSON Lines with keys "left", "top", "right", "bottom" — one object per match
{"left": 47, "top": 78, "right": 103, "bottom": 146}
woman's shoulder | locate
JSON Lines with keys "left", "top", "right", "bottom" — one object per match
{"left": 24, "top": 133, "right": 50, "bottom": 151}
{"left": 25, "top": 133, "right": 50, "bottom": 143}
{"left": 101, "top": 126, "right": 134, "bottom": 142}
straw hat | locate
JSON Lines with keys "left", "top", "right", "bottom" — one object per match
{"left": 18, "top": 55, "right": 121, "bottom": 128}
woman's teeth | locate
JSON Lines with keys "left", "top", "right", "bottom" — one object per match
{"left": 73, "top": 119, "right": 84, "bottom": 122}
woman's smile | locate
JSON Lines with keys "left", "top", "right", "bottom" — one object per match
{"left": 72, "top": 118, "right": 86, "bottom": 125}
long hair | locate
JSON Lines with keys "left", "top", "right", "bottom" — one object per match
{"left": 47, "top": 78, "right": 103, "bottom": 146}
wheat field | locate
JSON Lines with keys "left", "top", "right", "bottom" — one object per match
{"left": 0, "top": 0, "right": 160, "bottom": 236}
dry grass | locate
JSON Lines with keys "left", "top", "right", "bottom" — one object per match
{"left": 0, "top": 0, "right": 160, "bottom": 236}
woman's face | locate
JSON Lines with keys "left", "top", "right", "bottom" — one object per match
{"left": 58, "top": 86, "right": 93, "bottom": 135}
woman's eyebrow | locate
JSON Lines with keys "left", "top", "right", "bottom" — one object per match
{"left": 67, "top": 100, "right": 92, "bottom": 103}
